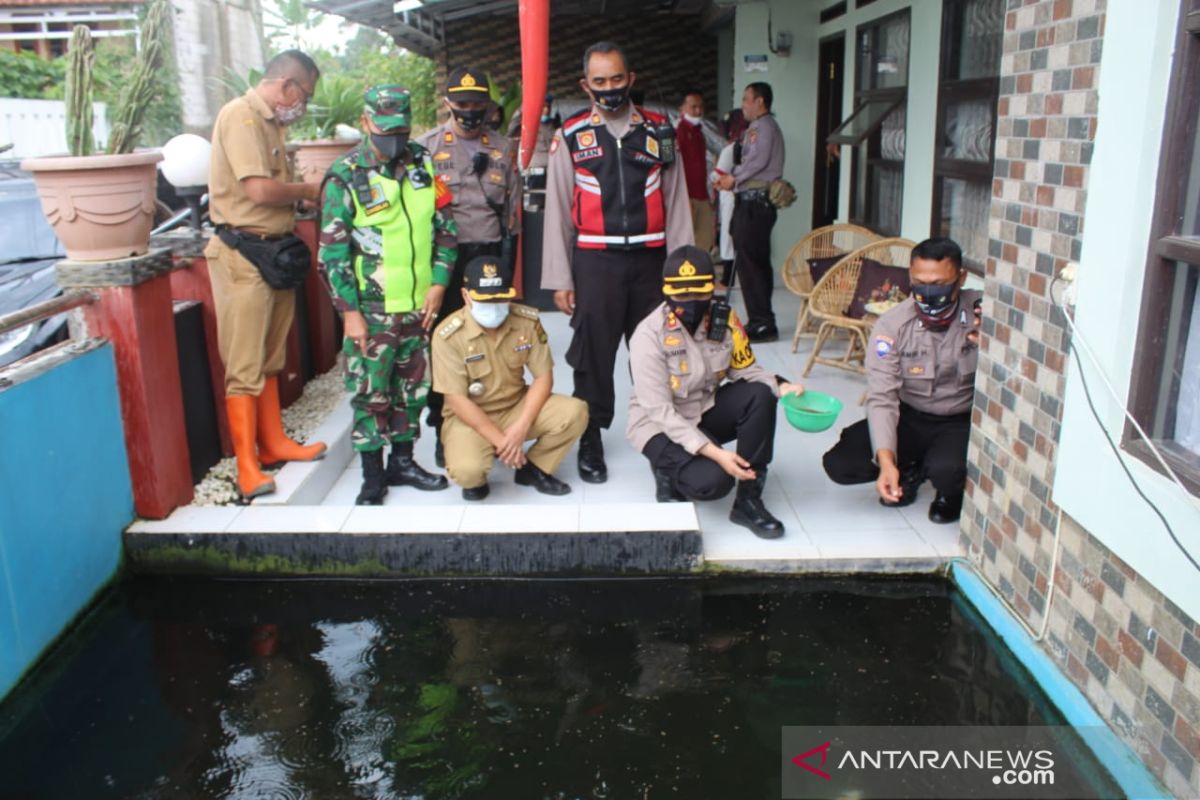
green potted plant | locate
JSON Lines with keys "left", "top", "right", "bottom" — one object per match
{"left": 20, "top": 0, "right": 171, "bottom": 262}
{"left": 289, "top": 73, "right": 364, "bottom": 185}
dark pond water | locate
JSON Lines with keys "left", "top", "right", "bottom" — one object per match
{"left": 0, "top": 576, "right": 1120, "bottom": 799}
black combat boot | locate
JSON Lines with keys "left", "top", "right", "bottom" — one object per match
{"left": 386, "top": 440, "right": 449, "bottom": 491}
{"left": 434, "top": 436, "right": 445, "bottom": 468}
{"left": 879, "top": 467, "right": 924, "bottom": 508}
{"left": 355, "top": 449, "right": 388, "bottom": 506}
{"left": 928, "top": 492, "right": 963, "bottom": 524}
{"left": 577, "top": 423, "right": 607, "bottom": 484}
{"left": 462, "top": 483, "right": 490, "bottom": 501}
{"left": 653, "top": 467, "right": 685, "bottom": 502}
{"left": 729, "top": 470, "right": 784, "bottom": 539}
{"left": 515, "top": 462, "right": 572, "bottom": 496}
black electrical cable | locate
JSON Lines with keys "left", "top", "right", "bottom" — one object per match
{"left": 1052, "top": 275, "right": 1200, "bottom": 574}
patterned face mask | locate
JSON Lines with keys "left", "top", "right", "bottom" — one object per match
{"left": 470, "top": 301, "right": 510, "bottom": 329}
{"left": 911, "top": 282, "right": 960, "bottom": 330}
{"left": 590, "top": 85, "right": 630, "bottom": 112}
{"left": 274, "top": 100, "right": 307, "bottom": 126}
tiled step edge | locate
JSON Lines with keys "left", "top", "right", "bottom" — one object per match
{"left": 254, "top": 400, "right": 354, "bottom": 506}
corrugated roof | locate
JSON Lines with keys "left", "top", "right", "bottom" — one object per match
{"left": 0, "top": 1, "right": 137, "bottom": 6}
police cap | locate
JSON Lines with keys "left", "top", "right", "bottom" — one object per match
{"left": 446, "top": 67, "right": 491, "bottom": 100}
{"left": 464, "top": 256, "right": 517, "bottom": 302}
{"left": 662, "top": 245, "right": 716, "bottom": 296}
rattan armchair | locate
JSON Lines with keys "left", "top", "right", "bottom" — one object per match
{"left": 801, "top": 237, "right": 917, "bottom": 378}
{"left": 781, "top": 223, "right": 881, "bottom": 351}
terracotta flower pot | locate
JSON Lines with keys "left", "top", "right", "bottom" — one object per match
{"left": 292, "top": 139, "right": 357, "bottom": 185}
{"left": 21, "top": 151, "right": 163, "bottom": 262}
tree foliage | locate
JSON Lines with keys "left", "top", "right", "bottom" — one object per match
{"left": 0, "top": 50, "right": 64, "bottom": 99}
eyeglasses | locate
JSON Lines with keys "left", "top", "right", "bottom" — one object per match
{"left": 286, "top": 78, "right": 315, "bottom": 104}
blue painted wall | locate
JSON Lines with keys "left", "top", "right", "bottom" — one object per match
{"left": 0, "top": 343, "right": 133, "bottom": 699}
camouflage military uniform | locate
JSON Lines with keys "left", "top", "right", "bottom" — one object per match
{"left": 318, "top": 128, "right": 457, "bottom": 453}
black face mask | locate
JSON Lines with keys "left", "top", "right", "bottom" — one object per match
{"left": 911, "top": 282, "right": 960, "bottom": 331}
{"left": 671, "top": 298, "right": 711, "bottom": 334}
{"left": 451, "top": 107, "right": 487, "bottom": 131}
{"left": 371, "top": 132, "right": 410, "bottom": 162}
{"left": 590, "top": 85, "right": 630, "bottom": 113}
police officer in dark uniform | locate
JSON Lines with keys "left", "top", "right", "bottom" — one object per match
{"left": 822, "top": 238, "right": 982, "bottom": 523}
{"left": 627, "top": 246, "right": 805, "bottom": 538}
{"left": 542, "top": 41, "right": 694, "bottom": 484}
{"left": 418, "top": 67, "right": 522, "bottom": 466}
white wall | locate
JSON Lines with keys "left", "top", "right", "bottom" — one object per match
{"left": 0, "top": 98, "right": 109, "bottom": 158}
{"left": 171, "top": 0, "right": 266, "bottom": 136}
{"left": 1055, "top": 0, "right": 1200, "bottom": 621}
{"left": 731, "top": 0, "right": 942, "bottom": 255}
{"left": 732, "top": 0, "right": 820, "bottom": 257}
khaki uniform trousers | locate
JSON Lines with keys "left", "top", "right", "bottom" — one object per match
{"left": 205, "top": 237, "right": 296, "bottom": 396}
{"left": 442, "top": 393, "right": 588, "bottom": 489}
{"left": 690, "top": 198, "right": 715, "bottom": 255}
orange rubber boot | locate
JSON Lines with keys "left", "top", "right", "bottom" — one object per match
{"left": 225, "top": 395, "right": 275, "bottom": 499}
{"left": 256, "top": 375, "right": 327, "bottom": 466}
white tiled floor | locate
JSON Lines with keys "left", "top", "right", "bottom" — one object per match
{"left": 319, "top": 285, "right": 964, "bottom": 564}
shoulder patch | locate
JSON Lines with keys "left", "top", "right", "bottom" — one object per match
{"left": 511, "top": 304, "right": 539, "bottom": 320}
{"left": 438, "top": 316, "right": 465, "bottom": 338}
{"left": 874, "top": 335, "right": 894, "bottom": 358}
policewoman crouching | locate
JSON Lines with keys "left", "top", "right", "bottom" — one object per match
{"left": 626, "top": 246, "right": 805, "bottom": 538}
{"left": 431, "top": 256, "right": 588, "bottom": 501}
{"left": 318, "top": 85, "right": 457, "bottom": 505}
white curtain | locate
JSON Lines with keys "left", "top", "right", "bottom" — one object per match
{"left": 1176, "top": 287, "right": 1200, "bottom": 452}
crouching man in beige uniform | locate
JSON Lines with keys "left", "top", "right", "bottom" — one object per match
{"left": 822, "top": 237, "right": 982, "bottom": 524}
{"left": 626, "top": 245, "right": 805, "bottom": 538}
{"left": 431, "top": 256, "right": 588, "bottom": 500}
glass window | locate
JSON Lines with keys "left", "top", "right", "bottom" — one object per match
{"left": 839, "top": 9, "right": 910, "bottom": 236}
{"left": 1128, "top": 1, "right": 1200, "bottom": 492}
{"left": 931, "top": 0, "right": 1003, "bottom": 273}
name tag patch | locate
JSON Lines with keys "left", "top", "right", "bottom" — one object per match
{"left": 573, "top": 146, "right": 604, "bottom": 163}
{"left": 465, "top": 353, "right": 485, "bottom": 363}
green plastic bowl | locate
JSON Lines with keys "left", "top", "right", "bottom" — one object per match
{"left": 780, "top": 390, "right": 844, "bottom": 433}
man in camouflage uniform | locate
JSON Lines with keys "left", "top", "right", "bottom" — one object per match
{"left": 318, "top": 85, "right": 458, "bottom": 504}
{"left": 417, "top": 67, "right": 521, "bottom": 467}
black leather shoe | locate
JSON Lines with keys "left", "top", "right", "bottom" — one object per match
{"left": 729, "top": 472, "right": 784, "bottom": 538}
{"left": 747, "top": 325, "right": 779, "bottom": 343}
{"left": 515, "top": 463, "right": 572, "bottom": 496}
{"left": 462, "top": 482, "right": 490, "bottom": 501}
{"left": 577, "top": 424, "right": 607, "bottom": 484}
{"left": 653, "top": 467, "right": 685, "bottom": 502}
{"left": 928, "top": 492, "right": 963, "bottom": 524}
{"left": 387, "top": 441, "right": 449, "bottom": 491}
{"left": 434, "top": 437, "right": 445, "bottom": 469}
{"left": 355, "top": 450, "right": 388, "bottom": 506}
{"left": 879, "top": 469, "right": 923, "bottom": 508}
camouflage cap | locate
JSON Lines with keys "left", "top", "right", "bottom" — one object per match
{"left": 464, "top": 255, "right": 516, "bottom": 302}
{"left": 363, "top": 85, "right": 411, "bottom": 131}
{"left": 662, "top": 245, "right": 715, "bottom": 296}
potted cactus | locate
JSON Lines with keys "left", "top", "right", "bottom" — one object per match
{"left": 21, "top": 0, "right": 171, "bottom": 261}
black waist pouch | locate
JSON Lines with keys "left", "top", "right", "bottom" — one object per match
{"left": 216, "top": 226, "right": 311, "bottom": 290}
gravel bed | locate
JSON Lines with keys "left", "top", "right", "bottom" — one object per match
{"left": 191, "top": 363, "right": 346, "bottom": 506}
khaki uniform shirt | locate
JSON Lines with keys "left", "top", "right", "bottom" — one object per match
{"left": 627, "top": 303, "right": 779, "bottom": 455}
{"left": 540, "top": 103, "right": 695, "bottom": 292}
{"left": 732, "top": 112, "right": 785, "bottom": 192}
{"left": 416, "top": 123, "right": 521, "bottom": 243}
{"left": 431, "top": 304, "right": 553, "bottom": 417}
{"left": 209, "top": 89, "right": 295, "bottom": 236}
{"left": 865, "top": 290, "right": 983, "bottom": 455}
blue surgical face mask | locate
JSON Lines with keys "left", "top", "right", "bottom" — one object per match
{"left": 470, "top": 301, "right": 510, "bottom": 329}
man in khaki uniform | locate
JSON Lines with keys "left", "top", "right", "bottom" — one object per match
{"left": 627, "top": 246, "right": 804, "bottom": 538}
{"left": 822, "top": 238, "right": 982, "bottom": 524}
{"left": 432, "top": 256, "right": 588, "bottom": 500}
{"left": 206, "top": 49, "right": 326, "bottom": 500}
{"left": 417, "top": 67, "right": 522, "bottom": 465}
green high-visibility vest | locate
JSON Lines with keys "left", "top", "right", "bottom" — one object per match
{"left": 349, "top": 157, "right": 437, "bottom": 314}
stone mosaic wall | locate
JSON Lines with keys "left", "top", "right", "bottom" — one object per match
{"left": 963, "top": 0, "right": 1199, "bottom": 794}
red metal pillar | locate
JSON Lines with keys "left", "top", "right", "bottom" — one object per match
{"left": 295, "top": 216, "right": 339, "bottom": 377}
{"left": 60, "top": 251, "right": 194, "bottom": 519}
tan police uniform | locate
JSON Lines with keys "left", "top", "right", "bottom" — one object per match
{"left": 205, "top": 88, "right": 297, "bottom": 396}
{"left": 822, "top": 290, "right": 983, "bottom": 501}
{"left": 432, "top": 304, "right": 587, "bottom": 490}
